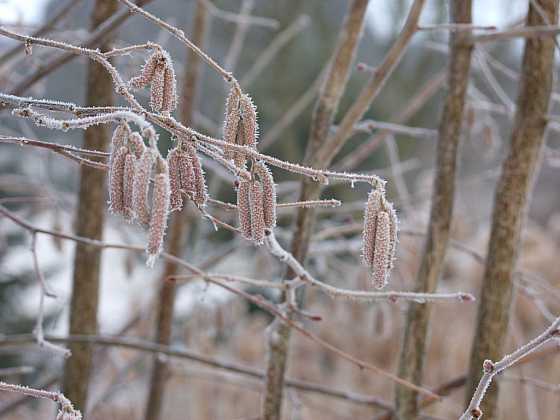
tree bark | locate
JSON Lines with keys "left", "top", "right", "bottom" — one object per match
{"left": 394, "top": 2, "right": 473, "bottom": 418}
{"left": 261, "top": 2, "right": 370, "bottom": 419}
{"left": 143, "top": 2, "right": 208, "bottom": 419}
{"left": 465, "top": 1, "right": 558, "bottom": 419}
{"left": 62, "top": 0, "right": 118, "bottom": 413}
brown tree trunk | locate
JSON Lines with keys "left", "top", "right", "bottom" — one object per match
{"left": 143, "top": 2, "right": 208, "bottom": 420}
{"left": 261, "top": 2, "right": 370, "bottom": 419}
{"left": 394, "top": 2, "right": 473, "bottom": 418}
{"left": 465, "top": 1, "right": 558, "bottom": 419}
{"left": 62, "top": 0, "right": 118, "bottom": 413}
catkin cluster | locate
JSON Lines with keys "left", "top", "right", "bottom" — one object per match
{"left": 168, "top": 139, "right": 208, "bottom": 211}
{"left": 223, "top": 85, "right": 259, "bottom": 168}
{"left": 361, "top": 189, "right": 398, "bottom": 289}
{"left": 237, "top": 161, "right": 276, "bottom": 244}
{"left": 129, "top": 49, "right": 177, "bottom": 113}
{"left": 108, "top": 123, "right": 172, "bottom": 266}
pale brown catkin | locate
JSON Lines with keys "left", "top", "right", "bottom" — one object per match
{"left": 128, "top": 131, "right": 146, "bottom": 159}
{"left": 237, "top": 179, "right": 252, "bottom": 240}
{"left": 146, "top": 162, "right": 170, "bottom": 267}
{"left": 255, "top": 161, "right": 276, "bottom": 228}
{"left": 239, "top": 93, "right": 258, "bottom": 149}
{"left": 361, "top": 189, "right": 383, "bottom": 267}
{"left": 132, "top": 148, "right": 156, "bottom": 226}
{"left": 385, "top": 201, "right": 399, "bottom": 272}
{"left": 129, "top": 50, "right": 161, "bottom": 89}
{"left": 109, "top": 123, "right": 131, "bottom": 166}
{"left": 249, "top": 181, "right": 265, "bottom": 244}
{"left": 161, "top": 65, "right": 177, "bottom": 113}
{"left": 178, "top": 148, "right": 194, "bottom": 198}
{"left": 150, "top": 62, "right": 166, "bottom": 112}
{"left": 123, "top": 153, "right": 137, "bottom": 221}
{"left": 185, "top": 143, "right": 207, "bottom": 206}
{"left": 371, "top": 210, "right": 390, "bottom": 289}
{"left": 167, "top": 147, "right": 183, "bottom": 212}
{"left": 223, "top": 86, "right": 241, "bottom": 162}
{"left": 108, "top": 146, "right": 128, "bottom": 215}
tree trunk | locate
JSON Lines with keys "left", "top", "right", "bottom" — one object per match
{"left": 143, "top": 2, "right": 208, "bottom": 419}
{"left": 394, "top": 2, "right": 473, "bottom": 418}
{"left": 62, "top": 0, "right": 118, "bottom": 413}
{"left": 261, "top": 2, "right": 370, "bottom": 419}
{"left": 465, "top": 1, "right": 558, "bottom": 419}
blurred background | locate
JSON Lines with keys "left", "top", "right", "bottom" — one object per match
{"left": 0, "top": 0, "right": 559, "bottom": 419}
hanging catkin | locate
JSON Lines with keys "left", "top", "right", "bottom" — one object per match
{"left": 161, "top": 65, "right": 177, "bottom": 113}
{"left": 371, "top": 210, "right": 391, "bottom": 289}
{"left": 362, "top": 189, "right": 383, "bottom": 267}
{"left": 108, "top": 146, "right": 128, "bottom": 215}
{"left": 361, "top": 189, "right": 398, "bottom": 289}
{"left": 128, "top": 131, "right": 146, "bottom": 159}
{"left": 132, "top": 148, "right": 156, "bottom": 226}
{"left": 167, "top": 147, "right": 183, "bottom": 212}
{"left": 237, "top": 179, "right": 252, "bottom": 240}
{"left": 223, "top": 86, "right": 241, "bottom": 162}
{"left": 146, "top": 160, "right": 170, "bottom": 267}
{"left": 222, "top": 86, "right": 259, "bottom": 168}
{"left": 123, "top": 153, "right": 137, "bottom": 222}
{"left": 254, "top": 161, "right": 276, "bottom": 228}
{"left": 150, "top": 63, "right": 166, "bottom": 112}
{"left": 109, "top": 123, "right": 130, "bottom": 166}
{"left": 185, "top": 143, "right": 207, "bottom": 206}
{"left": 249, "top": 181, "right": 265, "bottom": 244}
{"left": 129, "top": 51, "right": 161, "bottom": 88}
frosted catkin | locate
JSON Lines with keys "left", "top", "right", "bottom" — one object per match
{"left": 178, "top": 149, "right": 195, "bottom": 197}
{"left": 123, "top": 153, "right": 137, "bottom": 222}
{"left": 385, "top": 201, "right": 399, "bottom": 272}
{"left": 108, "top": 146, "right": 128, "bottom": 215}
{"left": 371, "top": 210, "right": 390, "bottom": 289}
{"left": 239, "top": 93, "right": 258, "bottom": 149}
{"left": 109, "top": 123, "right": 130, "bottom": 166}
{"left": 146, "top": 166, "right": 170, "bottom": 267}
{"left": 362, "top": 189, "right": 383, "bottom": 267}
{"left": 223, "top": 86, "right": 241, "bottom": 162}
{"left": 128, "top": 131, "right": 146, "bottom": 159}
{"left": 129, "top": 51, "right": 160, "bottom": 88}
{"left": 161, "top": 66, "right": 177, "bottom": 113}
{"left": 249, "top": 181, "right": 266, "bottom": 245}
{"left": 132, "top": 148, "right": 156, "bottom": 226}
{"left": 167, "top": 147, "right": 183, "bottom": 211}
{"left": 150, "top": 63, "right": 166, "bottom": 112}
{"left": 255, "top": 161, "right": 276, "bottom": 228}
{"left": 237, "top": 179, "right": 252, "bottom": 240}
{"left": 185, "top": 143, "right": 207, "bottom": 206}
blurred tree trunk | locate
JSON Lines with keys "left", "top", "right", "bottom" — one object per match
{"left": 394, "top": 1, "right": 473, "bottom": 418}
{"left": 62, "top": 0, "right": 118, "bottom": 412}
{"left": 465, "top": 1, "right": 558, "bottom": 418}
{"left": 143, "top": 2, "right": 208, "bottom": 420}
{"left": 261, "top": 1, "right": 370, "bottom": 419}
